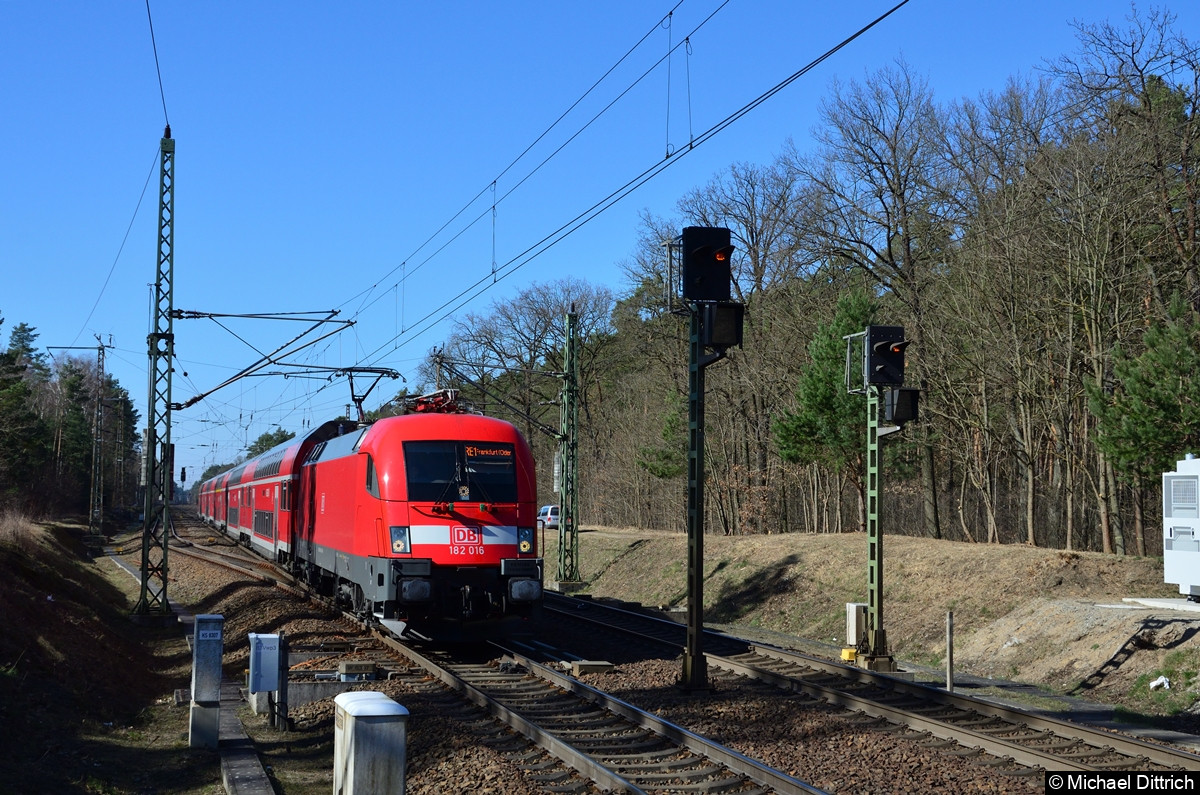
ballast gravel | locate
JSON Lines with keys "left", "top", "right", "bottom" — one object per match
{"left": 166, "top": 537, "right": 1042, "bottom": 794}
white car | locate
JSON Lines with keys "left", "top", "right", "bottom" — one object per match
{"left": 537, "top": 504, "right": 559, "bottom": 530}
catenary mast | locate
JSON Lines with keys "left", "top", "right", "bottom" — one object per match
{"left": 133, "top": 127, "right": 176, "bottom": 618}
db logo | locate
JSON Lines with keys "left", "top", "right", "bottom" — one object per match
{"left": 451, "top": 526, "right": 481, "bottom": 545}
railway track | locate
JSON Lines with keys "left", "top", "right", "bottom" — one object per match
{"left": 167, "top": 512, "right": 316, "bottom": 594}
{"left": 373, "top": 631, "right": 828, "bottom": 794}
{"left": 164, "top": 514, "right": 1200, "bottom": 781}
{"left": 541, "top": 591, "right": 1200, "bottom": 775}
{"left": 169, "top": 517, "right": 827, "bottom": 793}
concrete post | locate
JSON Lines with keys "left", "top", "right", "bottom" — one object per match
{"left": 333, "top": 692, "right": 409, "bottom": 795}
{"left": 189, "top": 614, "right": 224, "bottom": 748}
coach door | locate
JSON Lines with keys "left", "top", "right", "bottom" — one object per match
{"left": 300, "top": 463, "right": 317, "bottom": 554}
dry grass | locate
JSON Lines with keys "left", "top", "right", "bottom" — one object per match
{"left": 0, "top": 509, "right": 38, "bottom": 554}
{"left": 0, "top": 517, "right": 1194, "bottom": 795}
{"left": 547, "top": 526, "right": 1200, "bottom": 720}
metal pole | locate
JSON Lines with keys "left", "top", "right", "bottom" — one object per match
{"left": 861, "top": 384, "right": 895, "bottom": 672}
{"left": 556, "top": 310, "right": 580, "bottom": 583}
{"left": 134, "top": 129, "right": 175, "bottom": 618}
{"left": 277, "top": 631, "right": 289, "bottom": 730}
{"left": 88, "top": 341, "right": 107, "bottom": 536}
{"left": 946, "top": 611, "right": 954, "bottom": 692}
{"left": 683, "top": 305, "right": 707, "bottom": 691}
{"left": 866, "top": 385, "right": 885, "bottom": 655}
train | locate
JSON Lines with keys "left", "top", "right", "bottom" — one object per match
{"left": 197, "top": 390, "right": 543, "bottom": 641}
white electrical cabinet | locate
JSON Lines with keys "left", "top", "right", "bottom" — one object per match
{"left": 248, "top": 632, "right": 280, "bottom": 693}
{"left": 1163, "top": 455, "right": 1200, "bottom": 599}
{"left": 845, "top": 602, "right": 867, "bottom": 647}
{"left": 333, "top": 692, "right": 409, "bottom": 795}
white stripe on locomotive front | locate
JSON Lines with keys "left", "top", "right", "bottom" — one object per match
{"left": 409, "top": 525, "right": 519, "bottom": 545}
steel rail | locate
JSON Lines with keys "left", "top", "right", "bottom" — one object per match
{"left": 710, "top": 651, "right": 1085, "bottom": 772}
{"left": 171, "top": 519, "right": 638, "bottom": 789}
{"left": 743, "top": 644, "right": 1200, "bottom": 772}
{"left": 371, "top": 630, "right": 647, "bottom": 795}
{"left": 544, "top": 592, "right": 1200, "bottom": 773}
{"left": 497, "top": 645, "right": 829, "bottom": 795}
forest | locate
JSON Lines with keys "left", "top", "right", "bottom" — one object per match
{"left": 0, "top": 321, "right": 140, "bottom": 518}
{"left": 2, "top": 9, "right": 1197, "bottom": 557}
{"left": 424, "top": 9, "right": 1200, "bottom": 556}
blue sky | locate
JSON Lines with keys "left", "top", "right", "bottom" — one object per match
{"left": 3, "top": 0, "right": 1196, "bottom": 481}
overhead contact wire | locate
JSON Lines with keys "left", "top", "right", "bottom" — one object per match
{"left": 71, "top": 150, "right": 159, "bottom": 346}
{"left": 280, "top": 0, "right": 911, "bottom": 419}
{"left": 349, "top": 1, "right": 729, "bottom": 324}
{"left": 339, "top": 0, "right": 690, "bottom": 315}
{"left": 357, "top": 0, "right": 912, "bottom": 366}
{"left": 145, "top": 0, "right": 170, "bottom": 126}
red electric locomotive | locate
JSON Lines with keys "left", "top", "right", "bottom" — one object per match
{"left": 197, "top": 391, "right": 543, "bottom": 640}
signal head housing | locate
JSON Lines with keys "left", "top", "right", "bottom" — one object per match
{"left": 865, "top": 325, "right": 908, "bottom": 386}
{"left": 681, "top": 226, "right": 734, "bottom": 301}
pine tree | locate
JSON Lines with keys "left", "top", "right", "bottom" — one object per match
{"left": 774, "top": 289, "right": 872, "bottom": 483}
{"left": 1089, "top": 297, "right": 1200, "bottom": 482}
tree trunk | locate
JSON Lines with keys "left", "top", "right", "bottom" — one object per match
{"left": 957, "top": 475, "right": 976, "bottom": 543}
{"left": 855, "top": 476, "right": 866, "bottom": 534}
{"left": 1022, "top": 403, "right": 1037, "bottom": 546}
{"left": 1106, "top": 459, "right": 1125, "bottom": 555}
{"left": 1065, "top": 470, "right": 1075, "bottom": 552}
{"left": 920, "top": 410, "right": 941, "bottom": 539}
{"left": 1097, "top": 447, "right": 1113, "bottom": 554}
{"left": 1132, "top": 480, "right": 1145, "bottom": 557}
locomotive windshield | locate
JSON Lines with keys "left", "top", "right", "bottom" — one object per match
{"left": 404, "top": 440, "right": 518, "bottom": 503}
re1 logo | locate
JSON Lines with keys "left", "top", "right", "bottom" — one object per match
{"left": 451, "top": 526, "right": 481, "bottom": 545}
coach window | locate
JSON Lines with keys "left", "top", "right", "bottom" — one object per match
{"left": 366, "top": 454, "right": 380, "bottom": 498}
{"left": 281, "top": 481, "right": 290, "bottom": 511}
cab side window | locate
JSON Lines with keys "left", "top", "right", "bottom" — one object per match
{"left": 366, "top": 454, "right": 380, "bottom": 497}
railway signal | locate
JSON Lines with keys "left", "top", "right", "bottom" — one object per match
{"left": 865, "top": 325, "right": 909, "bottom": 386}
{"left": 885, "top": 386, "right": 920, "bottom": 427}
{"left": 842, "top": 323, "right": 915, "bottom": 674}
{"left": 681, "top": 226, "right": 734, "bottom": 301}
{"left": 676, "top": 225, "right": 743, "bottom": 693}
{"left": 700, "top": 301, "right": 744, "bottom": 350}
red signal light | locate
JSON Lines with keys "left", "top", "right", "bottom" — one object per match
{"left": 681, "top": 226, "right": 734, "bottom": 300}
{"left": 865, "top": 326, "right": 908, "bottom": 385}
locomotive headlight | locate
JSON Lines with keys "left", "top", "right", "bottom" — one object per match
{"left": 389, "top": 526, "right": 410, "bottom": 554}
{"left": 517, "top": 526, "right": 534, "bottom": 554}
